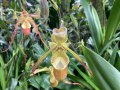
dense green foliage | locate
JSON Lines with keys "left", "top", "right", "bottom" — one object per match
{"left": 0, "top": 0, "right": 120, "bottom": 90}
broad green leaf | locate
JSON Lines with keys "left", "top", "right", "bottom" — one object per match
{"left": 80, "top": 0, "right": 103, "bottom": 52}
{"left": 10, "top": 78, "right": 18, "bottom": 90}
{"left": 82, "top": 46, "right": 120, "bottom": 90}
{"left": 32, "top": 43, "right": 45, "bottom": 58}
{"left": 105, "top": 0, "right": 120, "bottom": 44}
{"left": 29, "top": 74, "right": 51, "bottom": 90}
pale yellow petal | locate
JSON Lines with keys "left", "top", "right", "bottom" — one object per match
{"left": 21, "top": 21, "right": 31, "bottom": 29}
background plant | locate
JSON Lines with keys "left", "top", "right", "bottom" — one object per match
{"left": 0, "top": 0, "right": 120, "bottom": 90}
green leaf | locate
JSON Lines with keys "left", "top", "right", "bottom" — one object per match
{"left": 0, "top": 67, "right": 6, "bottom": 90}
{"left": 57, "top": 82, "right": 82, "bottom": 90}
{"left": 70, "top": 59, "right": 100, "bottom": 90}
{"left": 80, "top": 0, "right": 103, "bottom": 52}
{"left": 0, "top": 55, "right": 5, "bottom": 68}
{"left": 10, "top": 78, "right": 18, "bottom": 90}
{"left": 109, "top": 44, "right": 118, "bottom": 65}
{"left": 50, "top": 0, "right": 58, "bottom": 11}
{"left": 15, "top": 79, "right": 28, "bottom": 90}
{"left": 70, "top": 14, "right": 78, "bottom": 28}
{"left": 115, "top": 50, "right": 120, "bottom": 71}
{"left": 32, "top": 43, "right": 45, "bottom": 58}
{"left": 0, "top": 20, "right": 10, "bottom": 36}
{"left": 82, "top": 46, "right": 120, "bottom": 90}
{"left": 68, "top": 74, "right": 93, "bottom": 90}
{"left": 25, "top": 58, "right": 32, "bottom": 72}
{"left": 105, "top": 0, "right": 120, "bottom": 44}
{"left": 29, "top": 74, "right": 51, "bottom": 90}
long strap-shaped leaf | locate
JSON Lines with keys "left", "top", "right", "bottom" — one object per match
{"left": 0, "top": 67, "right": 6, "bottom": 90}
{"left": 80, "top": 0, "right": 103, "bottom": 52}
{"left": 82, "top": 46, "right": 120, "bottom": 90}
{"left": 104, "top": 0, "right": 120, "bottom": 44}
